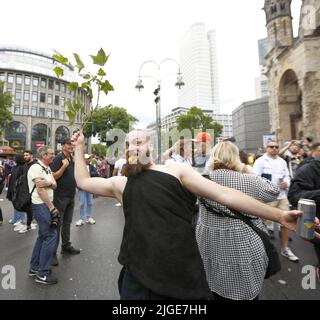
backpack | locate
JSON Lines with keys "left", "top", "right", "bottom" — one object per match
{"left": 12, "top": 162, "right": 43, "bottom": 212}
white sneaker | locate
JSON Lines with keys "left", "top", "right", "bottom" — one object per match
{"left": 13, "top": 220, "right": 22, "bottom": 227}
{"left": 115, "top": 203, "right": 122, "bottom": 207}
{"left": 281, "top": 247, "right": 299, "bottom": 262}
{"left": 31, "top": 223, "right": 37, "bottom": 230}
{"left": 14, "top": 223, "right": 26, "bottom": 232}
{"left": 75, "top": 219, "right": 85, "bottom": 227}
{"left": 18, "top": 225, "right": 32, "bottom": 234}
{"left": 86, "top": 218, "right": 96, "bottom": 225}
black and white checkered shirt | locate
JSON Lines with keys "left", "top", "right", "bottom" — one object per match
{"left": 196, "top": 169, "right": 280, "bottom": 300}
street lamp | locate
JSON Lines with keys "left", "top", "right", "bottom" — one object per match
{"left": 135, "top": 58, "right": 185, "bottom": 162}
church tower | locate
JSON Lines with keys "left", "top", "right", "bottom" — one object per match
{"left": 263, "top": 0, "right": 294, "bottom": 49}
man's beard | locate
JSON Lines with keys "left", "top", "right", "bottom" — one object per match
{"left": 121, "top": 149, "right": 152, "bottom": 177}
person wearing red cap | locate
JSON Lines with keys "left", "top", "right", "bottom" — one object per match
{"left": 193, "top": 132, "right": 213, "bottom": 170}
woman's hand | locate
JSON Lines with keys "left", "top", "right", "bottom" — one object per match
{"left": 279, "top": 210, "right": 302, "bottom": 231}
{"left": 314, "top": 217, "right": 320, "bottom": 239}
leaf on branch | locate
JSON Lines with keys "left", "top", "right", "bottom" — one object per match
{"left": 53, "top": 66, "right": 64, "bottom": 78}
{"left": 81, "top": 82, "right": 93, "bottom": 99}
{"left": 53, "top": 53, "right": 69, "bottom": 65}
{"left": 68, "top": 82, "right": 79, "bottom": 91}
{"left": 80, "top": 73, "right": 91, "bottom": 80}
{"left": 100, "top": 80, "right": 114, "bottom": 95}
{"left": 97, "top": 68, "right": 106, "bottom": 77}
{"left": 90, "top": 48, "right": 109, "bottom": 66}
{"left": 73, "top": 53, "right": 85, "bottom": 72}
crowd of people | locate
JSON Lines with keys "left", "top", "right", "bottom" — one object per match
{"left": 0, "top": 132, "right": 319, "bottom": 299}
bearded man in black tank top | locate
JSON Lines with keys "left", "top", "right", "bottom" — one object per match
{"left": 71, "top": 129, "right": 314, "bottom": 300}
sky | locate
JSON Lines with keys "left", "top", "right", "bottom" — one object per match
{"left": 1, "top": 0, "right": 302, "bottom": 128}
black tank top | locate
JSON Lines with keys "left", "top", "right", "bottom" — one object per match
{"left": 119, "top": 169, "right": 211, "bottom": 299}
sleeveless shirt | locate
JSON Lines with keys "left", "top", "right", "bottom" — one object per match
{"left": 118, "top": 169, "right": 211, "bottom": 299}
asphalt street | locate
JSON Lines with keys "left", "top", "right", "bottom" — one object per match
{"left": 0, "top": 194, "right": 319, "bottom": 300}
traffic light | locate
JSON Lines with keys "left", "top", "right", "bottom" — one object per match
{"left": 154, "top": 85, "right": 160, "bottom": 104}
{"left": 91, "top": 121, "right": 97, "bottom": 137}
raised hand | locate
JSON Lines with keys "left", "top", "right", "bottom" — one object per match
{"left": 71, "top": 129, "right": 84, "bottom": 147}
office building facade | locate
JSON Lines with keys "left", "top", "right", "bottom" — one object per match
{"left": 178, "top": 23, "right": 220, "bottom": 113}
{"left": 0, "top": 45, "right": 91, "bottom": 153}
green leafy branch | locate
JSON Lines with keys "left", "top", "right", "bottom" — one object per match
{"left": 52, "top": 48, "right": 114, "bottom": 130}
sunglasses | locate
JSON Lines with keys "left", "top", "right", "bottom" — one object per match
{"left": 268, "top": 146, "right": 279, "bottom": 149}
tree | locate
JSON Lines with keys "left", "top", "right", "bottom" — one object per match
{"left": 91, "top": 144, "right": 108, "bottom": 157}
{"left": 176, "top": 106, "right": 223, "bottom": 140}
{"left": 0, "top": 81, "right": 13, "bottom": 138}
{"left": 83, "top": 105, "right": 138, "bottom": 143}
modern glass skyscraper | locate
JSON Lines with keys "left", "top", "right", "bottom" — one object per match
{"left": 178, "top": 23, "right": 220, "bottom": 114}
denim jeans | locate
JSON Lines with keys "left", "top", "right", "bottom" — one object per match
{"left": 79, "top": 190, "right": 93, "bottom": 220}
{"left": 30, "top": 204, "right": 57, "bottom": 276}
{"left": 12, "top": 209, "right": 26, "bottom": 224}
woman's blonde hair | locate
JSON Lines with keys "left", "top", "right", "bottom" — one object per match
{"left": 207, "top": 141, "right": 245, "bottom": 172}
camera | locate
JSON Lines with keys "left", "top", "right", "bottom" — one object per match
{"left": 50, "top": 208, "right": 61, "bottom": 228}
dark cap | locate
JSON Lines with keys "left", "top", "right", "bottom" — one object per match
{"left": 61, "top": 138, "right": 72, "bottom": 145}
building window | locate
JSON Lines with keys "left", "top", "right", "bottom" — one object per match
{"left": 24, "top": 75, "right": 31, "bottom": 86}
{"left": 32, "top": 92, "right": 38, "bottom": 102}
{"left": 48, "top": 79, "right": 54, "bottom": 90}
{"left": 48, "top": 94, "right": 52, "bottom": 104}
{"left": 16, "top": 74, "right": 22, "bottom": 85}
{"left": 54, "top": 110, "right": 59, "bottom": 118}
{"left": 15, "top": 90, "right": 21, "bottom": 100}
{"left": 14, "top": 106, "right": 21, "bottom": 115}
{"left": 55, "top": 82, "right": 60, "bottom": 91}
{"left": 0, "top": 73, "right": 5, "bottom": 81}
{"left": 60, "top": 97, "right": 65, "bottom": 107}
{"left": 23, "top": 106, "right": 29, "bottom": 115}
{"left": 7, "top": 74, "right": 14, "bottom": 83}
{"left": 39, "top": 108, "right": 45, "bottom": 117}
{"left": 40, "top": 92, "right": 46, "bottom": 103}
{"left": 41, "top": 78, "right": 47, "bottom": 88}
{"left": 60, "top": 112, "right": 65, "bottom": 120}
{"left": 54, "top": 95, "right": 59, "bottom": 106}
{"left": 23, "top": 91, "right": 30, "bottom": 101}
{"left": 33, "top": 77, "right": 39, "bottom": 87}
{"left": 283, "top": 20, "right": 287, "bottom": 36}
{"left": 31, "top": 107, "right": 37, "bottom": 116}
{"left": 47, "top": 109, "right": 52, "bottom": 118}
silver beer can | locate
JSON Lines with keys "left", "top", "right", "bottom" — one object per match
{"left": 297, "top": 199, "right": 316, "bottom": 240}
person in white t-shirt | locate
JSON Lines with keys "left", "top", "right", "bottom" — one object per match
{"left": 27, "top": 146, "right": 58, "bottom": 285}
{"left": 253, "top": 141, "right": 299, "bottom": 262}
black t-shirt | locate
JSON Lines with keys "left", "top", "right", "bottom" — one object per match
{"left": 50, "top": 152, "right": 76, "bottom": 198}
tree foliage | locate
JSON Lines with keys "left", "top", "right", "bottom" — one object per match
{"left": 83, "top": 105, "right": 138, "bottom": 143}
{"left": 0, "top": 81, "right": 13, "bottom": 135}
{"left": 53, "top": 48, "right": 114, "bottom": 130}
{"left": 91, "top": 144, "right": 108, "bottom": 157}
{"left": 176, "top": 106, "right": 223, "bottom": 139}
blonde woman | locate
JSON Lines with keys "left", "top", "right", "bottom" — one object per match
{"left": 196, "top": 141, "right": 280, "bottom": 300}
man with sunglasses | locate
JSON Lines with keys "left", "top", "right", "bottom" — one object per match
{"left": 253, "top": 141, "right": 299, "bottom": 262}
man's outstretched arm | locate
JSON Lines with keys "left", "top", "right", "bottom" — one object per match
{"left": 73, "top": 130, "right": 126, "bottom": 201}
